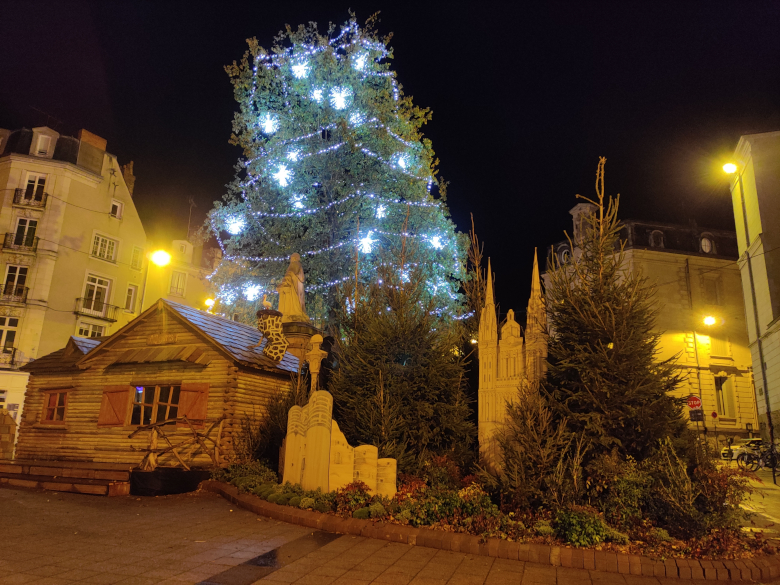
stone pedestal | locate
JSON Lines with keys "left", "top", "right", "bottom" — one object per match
{"left": 282, "top": 321, "right": 321, "bottom": 363}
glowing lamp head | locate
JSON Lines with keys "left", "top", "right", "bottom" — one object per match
{"left": 204, "top": 298, "right": 215, "bottom": 308}
{"left": 470, "top": 338, "right": 478, "bottom": 345}
{"left": 703, "top": 315, "right": 717, "bottom": 326}
{"left": 150, "top": 250, "right": 171, "bottom": 267}
{"left": 723, "top": 163, "right": 737, "bottom": 174}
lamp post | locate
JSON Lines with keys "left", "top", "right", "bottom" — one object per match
{"left": 139, "top": 249, "right": 171, "bottom": 312}
{"left": 724, "top": 162, "right": 776, "bottom": 482}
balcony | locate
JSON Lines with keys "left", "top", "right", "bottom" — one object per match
{"left": 13, "top": 188, "right": 48, "bottom": 208}
{"left": 0, "top": 349, "right": 17, "bottom": 368}
{"left": 3, "top": 233, "right": 38, "bottom": 253}
{"left": 75, "top": 297, "right": 119, "bottom": 322}
{"left": 0, "top": 284, "right": 28, "bottom": 304}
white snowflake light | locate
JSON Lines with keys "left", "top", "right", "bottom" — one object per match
{"left": 273, "top": 165, "right": 292, "bottom": 187}
{"left": 287, "top": 148, "right": 300, "bottom": 162}
{"left": 292, "top": 194, "right": 304, "bottom": 209}
{"left": 260, "top": 113, "right": 278, "bottom": 134}
{"left": 359, "top": 231, "right": 375, "bottom": 253}
{"left": 376, "top": 205, "right": 386, "bottom": 218}
{"left": 353, "top": 53, "right": 368, "bottom": 71}
{"left": 244, "top": 284, "right": 262, "bottom": 301}
{"left": 349, "top": 111, "right": 365, "bottom": 126}
{"left": 291, "top": 61, "right": 309, "bottom": 79}
{"left": 429, "top": 236, "right": 443, "bottom": 249}
{"left": 218, "top": 288, "right": 237, "bottom": 305}
{"left": 226, "top": 216, "right": 246, "bottom": 235}
{"left": 395, "top": 153, "right": 411, "bottom": 170}
{"left": 330, "top": 86, "right": 352, "bottom": 110}
{"left": 311, "top": 88, "right": 324, "bottom": 103}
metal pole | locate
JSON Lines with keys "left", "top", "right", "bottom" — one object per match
{"left": 736, "top": 171, "right": 776, "bottom": 484}
{"left": 139, "top": 255, "right": 151, "bottom": 313}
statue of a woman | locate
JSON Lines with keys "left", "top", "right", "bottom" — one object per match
{"left": 277, "top": 253, "right": 308, "bottom": 322}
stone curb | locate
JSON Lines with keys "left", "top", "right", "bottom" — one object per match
{"left": 200, "top": 480, "right": 778, "bottom": 581}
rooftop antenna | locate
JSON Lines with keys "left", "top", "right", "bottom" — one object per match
{"left": 30, "top": 106, "right": 63, "bottom": 131}
{"left": 186, "top": 197, "right": 197, "bottom": 241}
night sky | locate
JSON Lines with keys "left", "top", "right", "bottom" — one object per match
{"left": 2, "top": 2, "right": 779, "bottom": 314}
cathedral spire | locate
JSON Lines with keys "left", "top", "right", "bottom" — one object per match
{"left": 485, "top": 257, "right": 495, "bottom": 307}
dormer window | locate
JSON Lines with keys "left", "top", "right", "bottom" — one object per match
{"left": 36, "top": 135, "right": 51, "bottom": 156}
{"left": 110, "top": 200, "right": 123, "bottom": 219}
{"left": 701, "top": 234, "right": 715, "bottom": 254}
{"left": 649, "top": 230, "right": 664, "bottom": 248}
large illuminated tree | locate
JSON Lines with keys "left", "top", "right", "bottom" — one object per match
{"left": 208, "top": 16, "right": 467, "bottom": 324}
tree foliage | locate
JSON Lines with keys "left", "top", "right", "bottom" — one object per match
{"left": 207, "top": 15, "right": 466, "bottom": 324}
{"left": 328, "top": 240, "right": 475, "bottom": 472}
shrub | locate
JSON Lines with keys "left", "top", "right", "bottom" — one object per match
{"left": 555, "top": 508, "right": 610, "bottom": 547}
{"left": 586, "top": 452, "right": 649, "bottom": 529}
{"left": 650, "top": 527, "right": 671, "bottom": 542}
{"left": 276, "top": 493, "right": 292, "bottom": 506}
{"left": 368, "top": 502, "right": 386, "bottom": 518}
{"left": 534, "top": 520, "right": 555, "bottom": 537}
{"left": 288, "top": 496, "right": 301, "bottom": 507}
{"left": 606, "top": 527, "right": 629, "bottom": 545}
{"left": 314, "top": 501, "right": 332, "bottom": 514}
{"left": 353, "top": 507, "right": 371, "bottom": 519}
{"left": 299, "top": 497, "right": 316, "bottom": 510}
{"left": 423, "top": 455, "right": 462, "bottom": 490}
{"left": 334, "top": 481, "right": 373, "bottom": 516}
{"left": 267, "top": 493, "right": 281, "bottom": 504}
{"left": 216, "top": 461, "right": 278, "bottom": 485}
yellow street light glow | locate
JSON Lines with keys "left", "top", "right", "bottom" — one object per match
{"left": 703, "top": 315, "right": 717, "bottom": 326}
{"left": 205, "top": 298, "right": 215, "bottom": 308}
{"left": 470, "top": 338, "right": 478, "bottom": 345}
{"left": 723, "top": 163, "right": 737, "bottom": 174}
{"left": 150, "top": 250, "right": 171, "bottom": 266}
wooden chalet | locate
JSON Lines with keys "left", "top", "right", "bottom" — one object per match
{"left": 3, "top": 299, "right": 299, "bottom": 495}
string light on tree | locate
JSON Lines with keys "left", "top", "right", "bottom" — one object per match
{"left": 260, "top": 113, "right": 279, "bottom": 134}
{"left": 330, "top": 86, "right": 352, "bottom": 110}
{"left": 311, "top": 88, "right": 324, "bottom": 103}
{"left": 273, "top": 165, "right": 293, "bottom": 186}
{"left": 376, "top": 204, "right": 386, "bottom": 218}
{"left": 226, "top": 216, "right": 246, "bottom": 235}
{"left": 244, "top": 284, "right": 262, "bottom": 301}
{"left": 291, "top": 61, "right": 309, "bottom": 79}
{"left": 360, "top": 231, "right": 376, "bottom": 253}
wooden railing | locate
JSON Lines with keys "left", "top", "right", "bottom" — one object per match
{"left": 128, "top": 415, "right": 225, "bottom": 471}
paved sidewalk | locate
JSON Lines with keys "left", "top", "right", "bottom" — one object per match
{"left": 0, "top": 486, "right": 773, "bottom": 585}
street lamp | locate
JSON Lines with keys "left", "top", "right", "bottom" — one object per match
{"left": 723, "top": 162, "right": 737, "bottom": 174}
{"left": 139, "top": 249, "right": 171, "bottom": 312}
{"left": 205, "top": 298, "right": 215, "bottom": 312}
{"left": 703, "top": 315, "right": 717, "bottom": 326}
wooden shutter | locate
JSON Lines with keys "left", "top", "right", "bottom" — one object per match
{"left": 178, "top": 382, "right": 209, "bottom": 427}
{"left": 97, "top": 386, "right": 132, "bottom": 427}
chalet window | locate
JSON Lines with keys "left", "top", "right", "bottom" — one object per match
{"left": 91, "top": 235, "right": 117, "bottom": 262}
{"left": 42, "top": 390, "right": 68, "bottom": 423}
{"left": 24, "top": 173, "right": 47, "bottom": 202}
{"left": 131, "top": 385, "right": 181, "bottom": 426}
{"left": 0, "top": 318, "right": 18, "bottom": 353}
{"left": 36, "top": 135, "right": 51, "bottom": 156}
{"left": 169, "top": 271, "right": 186, "bottom": 296}
{"left": 77, "top": 322, "right": 105, "bottom": 338}
{"left": 14, "top": 219, "right": 37, "bottom": 247}
{"left": 4, "top": 265, "right": 27, "bottom": 296}
{"left": 131, "top": 247, "right": 143, "bottom": 270}
{"left": 110, "top": 200, "right": 123, "bottom": 219}
{"left": 125, "top": 284, "right": 138, "bottom": 313}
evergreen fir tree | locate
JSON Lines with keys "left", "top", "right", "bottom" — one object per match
{"left": 543, "top": 158, "right": 686, "bottom": 462}
{"left": 207, "top": 15, "right": 466, "bottom": 324}
{"left": 329, "top": 240, "right": 476, "bottom": 472}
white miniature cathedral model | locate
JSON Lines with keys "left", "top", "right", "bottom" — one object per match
{"left": 478, "top": 250, "right": 547, "bottom": 471}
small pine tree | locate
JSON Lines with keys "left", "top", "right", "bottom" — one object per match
{"left": 543, "top": 157, "right": 686, "bottom": 462}
{"left": 329, "top": 239, "right": 475, "bottom": 472}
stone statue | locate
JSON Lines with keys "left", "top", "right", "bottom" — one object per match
{"left": 277, "top": 253, "right": 308, "bottom": 323}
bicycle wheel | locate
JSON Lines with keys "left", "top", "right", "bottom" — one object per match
{"left": 737, "top": 453, "right": 750, "bottom": 470}
{"left": 743, "top": 453, "right": 760, "bottom": 472}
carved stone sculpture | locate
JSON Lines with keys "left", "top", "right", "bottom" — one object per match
{"left": 277, "top": 253, "right": 308, "bottom": 323}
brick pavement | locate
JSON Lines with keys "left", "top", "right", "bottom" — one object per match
{"left": 0, "top": 487, "right": 773, "bottom": 585}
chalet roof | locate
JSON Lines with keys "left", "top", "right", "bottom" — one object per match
{"left": 70, "top": 336, "right": 104, "bottom": 354}
{"left": 22, "top": 336, "right": 104, "bottom": 374}
{"left": 163, "top": 300, "right": 300, "bottom": 373}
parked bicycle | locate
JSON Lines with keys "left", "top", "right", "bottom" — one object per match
{"left": 737, "top": 441, "right": 779, "bottom": 471}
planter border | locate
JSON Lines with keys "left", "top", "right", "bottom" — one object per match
{"left": 200, "top": 480, "right": 779, "bottom": 581}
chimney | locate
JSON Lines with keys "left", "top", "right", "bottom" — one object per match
{"left": 122, "top": 161, "right": 136, "bottom": 196}
{"left": 77, "top": 129, "right": 107, "bottom": 151}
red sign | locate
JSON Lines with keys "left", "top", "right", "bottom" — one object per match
{"left": 687, "top": 396, "right": 702, "bottom": 409}
{"left": 711, "top": 411, "right": 718, "bottom": 419}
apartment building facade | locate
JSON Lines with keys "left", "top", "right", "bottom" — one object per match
{"left": 546, "top": 206, "right": 759, "bottom": 438}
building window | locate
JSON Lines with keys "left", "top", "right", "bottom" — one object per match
{"left": 125, "top": 284, "right": 138, "bottom": 313}
{"left": 91, "top": 235, "right": 117, "bottom": 262}
{"left": 0, "top": 317, "right": 18, "bottom": 353}
{"left": 131, "top": 247, "right": 143, "bottom": 270}
{"left": 77, "top": 322, "right": 105, "bottom": 338}
{"left": 13, "top": 219, "right": 37, "bottom": 247}
{"left": 82, "top": 274, "right": 110, "bottom": 315}
{"left": 701, "top": 235, "right": 715, "bottom": 254}
{"left": 558, "top": 248, "right": 570, "bottom": 265}
{"left": 36, "top": 135, "right": 51, "bottom": 156}
{"left": 649, "top": 230, "right": 664, "bottom": 248}
{"left": 169, "top": 271, "right": 186, "bottom": 296}
{"left": 714, "top": 376, "right": 735, "bottom": 418}
{"left": 4, "top": 265, "right": 27, "bottom": 297}
{"left": 24, "top": 173, "right": 47, "bottom": 202}
{"left": 710, "top": 335, "right": 730, "bottom": 358}
{"left": 110, "top": 200, "right": 123, "bottom": 219}
{"left": 131, "top": 385, "right": 181, "bottom": 426}
{"left": 42, "top": 390, "right": 68, "bottom": 423}
{"left": 703, "top": 279, "right": 721, "bottom": 305}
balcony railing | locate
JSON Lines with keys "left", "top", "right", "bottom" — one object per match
{"left": 3, "top": 232, "right": 38, "bottom": 252}
{"left": 75, "top": 297, "right": 119, "bottom": 322}
{"left": 0, "top": 349, "right": 17, "bottom": 368}
{"left": 0, "top": 284, "right": 28, "bottom": 304}
{"left": 13, "top": 188, "right": 48, "bottom": 208}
